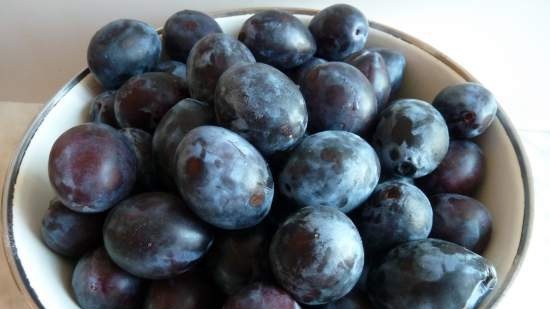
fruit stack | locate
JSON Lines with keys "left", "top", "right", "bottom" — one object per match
{"left": 42, "top": 4, "right": 499, "bottom": 309}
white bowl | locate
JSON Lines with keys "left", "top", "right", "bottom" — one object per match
{"left": 1, "top": 8, "right": 533, "bottom": 309}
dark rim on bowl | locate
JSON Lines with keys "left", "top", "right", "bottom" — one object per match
{"left": 1, "top": 8, "right": 533, "bottom": 309}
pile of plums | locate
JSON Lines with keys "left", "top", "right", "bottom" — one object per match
{"left": 42, "top": 4, "right": 499, "bottom": 309}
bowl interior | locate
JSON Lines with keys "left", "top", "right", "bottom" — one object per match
{"left": 4, "top": 11, "right": 528, "bottom": 309}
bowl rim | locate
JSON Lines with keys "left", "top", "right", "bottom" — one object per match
{"left": 1, "top": 7, "right": 533, "bottom": 309}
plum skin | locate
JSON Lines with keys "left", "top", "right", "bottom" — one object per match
{"left": 279, "top": 130, "right": 380, "bottom": 213}
{"left": 238, "top": 10, "right": 316, "bottom": 69}
{"left": 103, "top": 192, "right": 213, "bottom": 279}
{"left": 300, "top": 62, "right": 378, "bottom": 134}
{"left": 72, "top": 247, "right": 145, "bottom": 309}
{"left": 366, "top": 239, "right": 497, "bottom": 309}
{"left": 48, "top": 123, "right": 137, "bottom": 213}
{"left": 186, "top": 33, "right": 255, "bottom": 103}
{"left": 114, "top": 72, "right": 188, "bottom": 133}
{"left": 207, "top": 225, "right": 271, "bottom": 295}
{"left": 372, "top": 99, "right": 449, "bottom": 178}
{"left": 174, "top": 126, "right": 274, "bottom": 230}
{"left": 356, "top": 180, "right": 433, "bottom": 256}
{"left": 270, "top": 206, "right": 364, "bottom": 305}
{"left": 152, "top": 98, "right": 214, "bottom": 180}
{"left": 432, "top": 82, "right": 498, "bottom": 138}
{"left": 89, "top": 91, "right": 118, "bottom": 128}
{"left": 144, "top": 270, "right": 224, "bottom": 309}
{"left": 163, "top": 10, "right": 222, "bottom": 62}
{"left": 430, "top": 193, "right": 493, "bottom": 253}
{"left": 223, "top": 283, "right": 301, "bottom": 309}
{"left": 41, "top": 199, "right": 104, "bottom": 257}
{"left": 87, "top": 19, "right": 160, "bottom": 89}
{"left": 417, "top": 140, "right": 485, "bottom": 195}
{"left": 308, "top": 4, "right": 369, "bottom": 61}
{"left": 215, "top": 62, "right": 308, "bottom": 155}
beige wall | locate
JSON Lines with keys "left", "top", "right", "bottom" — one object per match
{"left": 1, "top": 0, "right": 549, "bottom": 132}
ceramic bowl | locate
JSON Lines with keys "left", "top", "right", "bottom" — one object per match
{"left": 1, "top": 8, "right": 532, "bottom": 309}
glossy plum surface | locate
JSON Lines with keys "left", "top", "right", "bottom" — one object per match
{"left": 72, "top": 247, "right": 144, "bottom": 309}
{"left": 48, "top": 123, "right": 137, "bottom": 213}
{"left": 432, "top": 83, "right": 498, "bottom": 138}
{"left": 430, "top": 193, "right": 492, "bottom": 253}
{"left": 279, "top": 131, "right": 380, "bottom": 213}
{"left": 187, "top": 33, "right": 255, "bottom": 103}
{"left": 223, "top": 283, "right": 301, "bottom": 309}
{"left": 308, "top": 4, "right": 369, "bottom": 61}
{"left": 215, "top": 63, "right": 308, "bottom": 155}
{"left": 174, "top": 126, "right": 273, "bottom": 229}
{"left": 154, "top": 60, "right": 187, "bottom": 84}
{"left": 286, "top": 57, "right": 326, "bottom": 84}
{"left": 417, "top": 140, "right": 485, "bottom": 195}
{"left": 103, "top": 192, "right": 213, "bottom": 279}
{"left": 89, "top": 91, "right": 118, "bottom": 128}
{"left": 270, "top": 206, "right": 364, "bottom": 305}
{"left": 356, "top": 180, "right": 432, "bottom": 256}
{"left": 238, "top": 10, "right": 316, "bottom": 69}
{"left": 208, "top": 225, "right": 271, "bottom": 295}
{"left": 152, "top": 98, "right": 214, "bottom": 179}
{"left": 314, "top": 292, "right": 370, "bottom": 309}
{"left": 301, "top": 62, "right": 377, "bottom": 134}
{"left": 41, "top": 199, "right": 104, "bottom": 257}
{"left": 163, "top": 10, "right": 222, "bottom": 62}
{"left": 372, "top": 99, "right": 449, "bottom": 178}
{"left": 87, "top": 19, "right": 160, "bottom": 89}
{"left": 144, "top": 270, "right": 224, "bottom": 309}
{"left": 367, "top": 239, "right": 497, "bottom": 309}
{"left": 119, "top": 128, "right": 157, "bottom": 191}
{"left": 345, "top": 49, "right": 391, "bottom": 109}
{"left": 115, "top": 72, "right": 188, "bottom": 132}
{"left": 370, "top": 48, "right": 406, "bottom": 96}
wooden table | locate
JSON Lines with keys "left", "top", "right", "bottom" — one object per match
{"left": 0, "top": 102, "right": 548, "bottom": 308}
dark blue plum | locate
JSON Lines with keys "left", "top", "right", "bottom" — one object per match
{"left": 279, "top": 131, "right": 380, "bottom": 213}
{"left": 345, "top": 49, "right": 391, "bottom": 109}
{"left": 41, "top": 199, "right": 104, "bottom": 257}
{"left": 72, "top": 247, "right": 144, "bottom": 309}
{"left": 89, "top": 91, "right": 118, "bottom": 128}
{"left": 208, "top": 225, "right": 271, "bottom": 295}
{"left": 187, "top": 33, "right": 255, "bottom": 103}
{"left": 372, "top": 99, "right": 449, "bottom": 178}
{"left": 430, "top": 194, "right": 492, "bottom": 253}
{"left": 223, "top": 283, "right": 301, "bottom": 309}
{"left": 314, "top": 292, "right": 370, "bottom": 309}
{"left": 238, "top": 10, "right": 316, "bottom": 69}
{"left": 87, "top": 19, "right": 161, "bottom": 89}
{"left": 152, "top": 98, "right": 214, "bottom": 180}
{"left": 366, "top": 239, "right": 497, "bottom": 309}
{"left": 103, "top": 192, "right": 213, "bottom": 279}
{"left": 432, "top": 83, "right": 498, "bottom": 138}
{"left": 119, "top": 128, "right": 158, "bottom": 191}
{"left": 356, "top": 180, "right": 432, "bottom": 256}
{"left": 309, "top": 4, "right": 369, "bottom": 61}
{"left": 270, "top": 206, "right": 364, "bottom": 305}
{"left": 301, "top": 62, "right": 377, "bottom": 134}
{"left": 369, "top": 48, "right": 406, "bottom": 96}
{"left": 154, "top": 60, "right": 187, "bottom": 84}
{"left": 417, "top": 140, "right": 485, "bottom": 195}
{"left": 145, "top": 270, "right": 224, "bottom": 309}
{"left": 48, "top": 123, "right": 137, "bottom": 213}
{"left": 115, "top": 72, "right": 188, "bottom": 132}
{"left": 215, "top": 63, "right": 308, "bottom": 155}
{"left": 163, "top": 10, "right": 222, "bottom": 62}
{"left": 286, "top": 57, "right": 326, "bottom": 84}
{"left": 174, "top": 126, "right": 273, "bottom": 230}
